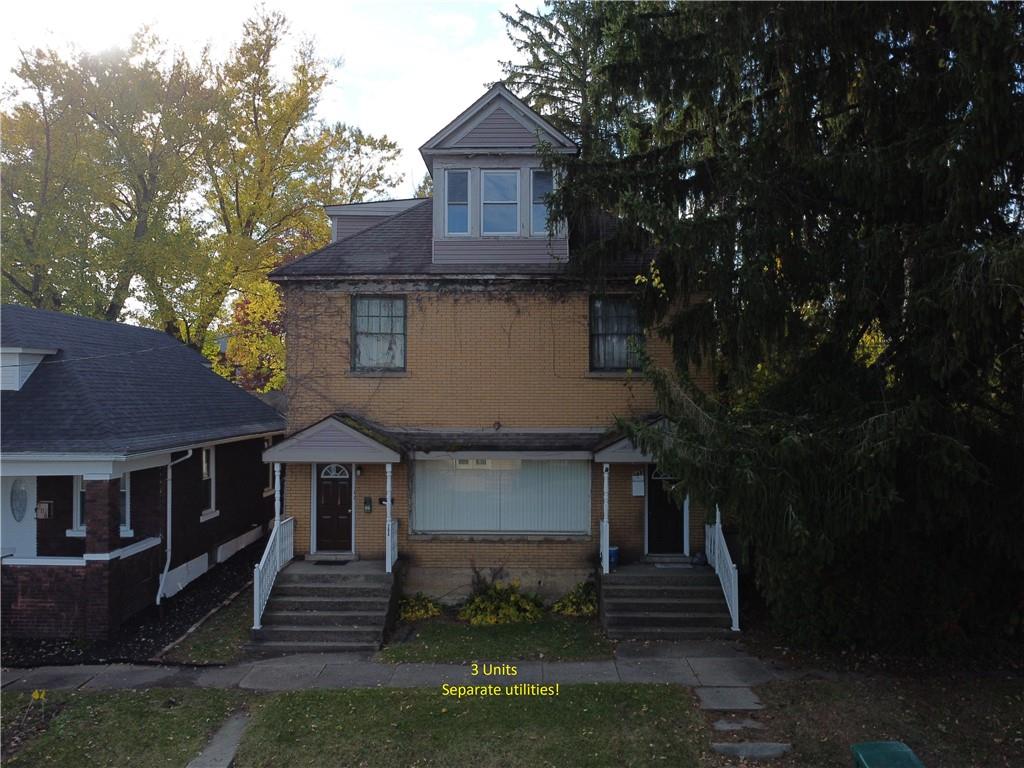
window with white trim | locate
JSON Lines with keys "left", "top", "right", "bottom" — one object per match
{"left": 119, "top": 472, "right": 131, "bottom": 533}
{"left": 531, "top": 169, "right": 554, "bottom": 235}
{"left": 72, "top": 476, "right": 85, "bottom": 534}
{"left": 413, "top": 459, "right": 590, "bottom": 533}
{"left": 445, "top": 169, "right": 469, "bottom": 235}
{"left": 481, "top": 170, "right": 519, "bottom": 235}
{"left": 201, "top": 447, "right": 216, "bottom": 517}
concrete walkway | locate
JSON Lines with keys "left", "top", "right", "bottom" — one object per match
{"left": 2, "top": 640, "right": 784, "bottom": 711}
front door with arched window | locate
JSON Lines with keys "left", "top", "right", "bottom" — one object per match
{"left": 316, "top": 463, "right": 352, "bottom": 552}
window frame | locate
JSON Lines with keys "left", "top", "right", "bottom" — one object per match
{"left": 199, "top": 446, "right": 218, "bottom": 522}
{"left": 350, "top": 295, "right": 408, "bottom": 373}
{"left": 444, "top": 168, "right": 470, "bottom": 236}
{"left": 588, "top": 296, "right": 645, "bottom": 372}
{"left": 119, "top": 472, "right": 132, "bottom": 536}
{"left": 68, "top": 474, "right": 133, "bottom": 537}
{"left": 530, "top": 168, "right": 555, "bottom": 236}
{"left": 480, "top": 169, "right": 520, "bottom": 236}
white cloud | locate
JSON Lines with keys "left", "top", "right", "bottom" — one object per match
{"left": 2, "top": 0, "right": 523, "bottom": 197}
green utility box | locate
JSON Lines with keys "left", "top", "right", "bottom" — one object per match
{"left": 851, "top": 741, "right": 925, "bottom": 768}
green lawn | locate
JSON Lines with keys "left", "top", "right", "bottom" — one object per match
{"left": 721, "top": 677, "right": 1024, "bottom": 768}
{"left": 3, "top": 689, "right": 246, "bottom": 767}
{"left": 380, "top": 615, "right": 613, "bottom": 663}
{"left": 235, "top": 685, "right": 703, "bottom": 768}
{"left": 162, "top": 587, "right": 252, "bottom": 665}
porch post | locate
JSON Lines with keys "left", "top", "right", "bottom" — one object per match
{"left": 683, "top": 493, "right": 691, "bottom": 557}
{"left": 601, "top": 463, "right": 610, "bottom": 574}
{"left": 385, "top": 463, "right": 393, "bottom": 573}
{"left": 274, "top": 462, "right": 282, "bottom": 564}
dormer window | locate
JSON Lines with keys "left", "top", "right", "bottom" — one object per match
{"left": 531, "top": 169, "right": 554, "bottom": 235}
{"left": 445, "top": 169, "right": 469, "bottom": 235}
{"left": 481, "top": 170, "right": 519, "bottom": 235}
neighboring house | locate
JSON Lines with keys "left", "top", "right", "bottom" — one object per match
{"left": 0, "top": 306, "right": 285, "bottom": 639}
{"left": 262, "top": 83, "right": 723, "bottom": 617}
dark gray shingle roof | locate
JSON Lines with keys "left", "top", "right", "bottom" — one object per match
{"left": 271, "top": 199, "right": 630, "bottom": 280}
{"left": 1, "top": 305, "right": 285, "bottom": 454}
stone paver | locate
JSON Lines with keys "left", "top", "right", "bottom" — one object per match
{"left": 186, "top": 712, "right": 249, "bottom": 768}
{"left": 711, "top": 742, "right": 792, "bottom": 760}
{"left": 689, "top": 657, "right": 776, "bottom": 687}
{"left": 695, "top": 686, "right": 764, "bottom": 710}
{"left": 543, "top": 660, "right": 620, "bottom": 684}
{"left": 614, "top": 658, "right": 698, "bottom": 685}
{"left": 314, "top": 663, "right": 395, "bottom": 688}
{"left": 238, "top": 662, "right": 325, "bottom": 691}
{"left": 712, "top": 717, "right": 767, "bottom": 732}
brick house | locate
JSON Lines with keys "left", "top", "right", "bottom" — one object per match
{"left": 0, "top": 306, "right": 285, "bottom": 639}
{"left": 260, "top": 84, "right": 727, "bottom": 608}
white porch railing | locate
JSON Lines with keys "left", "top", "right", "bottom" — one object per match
{"left": 705, "top": 505, "right": 740, "bottom": 631}
{"left": 386, "top": 519, "right": 399, "bottom": 573}
{"left": 253, "top": 516, "right": 294, "bottom": 630}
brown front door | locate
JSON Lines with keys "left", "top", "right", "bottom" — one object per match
{"left": 316, "top": 464, "right": 352, "bottom": 552}
{"left": 647, "top": 466, "right": 685, "bottom": 554}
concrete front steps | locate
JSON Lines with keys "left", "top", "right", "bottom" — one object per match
{"left": 248, "top": 560, "right": 394, "bottom": 655}
{"left": 600, "top": 563, "right": 733, "bottom": 640}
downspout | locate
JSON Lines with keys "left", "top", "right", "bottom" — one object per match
{"left": 156, "top": 449, "right": 193, "bottom": 605}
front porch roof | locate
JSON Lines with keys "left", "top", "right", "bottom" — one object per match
{"left": 266, "top": 412, "right": 671, "bottom": 464}
{"left": 263, "top": 414, "right": 403, "bottom": 464}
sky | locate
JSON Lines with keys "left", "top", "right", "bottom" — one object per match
{"left": 1, "top": 0, "right": 522, "bottom": 197}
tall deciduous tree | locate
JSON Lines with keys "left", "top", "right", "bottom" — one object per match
{"left": 556, "top": 2, "right": 1024, "bottom": 647}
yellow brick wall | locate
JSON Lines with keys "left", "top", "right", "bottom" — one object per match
{"left": 285, "top": 460, "right": 707, "bottom": 566}
{"left": 281, "top": 285, "right": 714, "bottom": 567}
{"left": 282, "top": 287, "right": 711, "bottom": 432}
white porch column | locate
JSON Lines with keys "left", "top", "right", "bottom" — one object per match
{"left": 385, "top": 463, "right": 393, "bottom": 573}
{"left": 683, "top": 493, "right": 691, "bottom": 557}
{"left": 274, "top": 462, "right": 282, "bottom": 563}
{"left": 601, "top": 463, "right": 610, "bottom": 574}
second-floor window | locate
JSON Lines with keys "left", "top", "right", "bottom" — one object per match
{"left": 445, "top": 169, "right": 469, "bottom": 235}
{"left": 531, "top": 169, "right": 553, "bottom": 235}
{"left": 482, "top": 170, "right": 519, "bottom": 235}
{"left": 590, "top": 297, "right": 644, "bottom": 371}
{"left": 352, "top": 296, "right": 406, "bottom": 371}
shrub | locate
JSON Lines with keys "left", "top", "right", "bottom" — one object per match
{"left": 458, "top": 580, "right": 543, "bottom": 626}
{"left": 552, "top": 581, "right": 598, "bottom": 618}
{"left": 398, "top": 593, "right": 442, "bottom": 623}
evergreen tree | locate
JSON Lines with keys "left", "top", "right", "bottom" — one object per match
{"left": 557, "top": 2, "right": 1024, "bottom": 647}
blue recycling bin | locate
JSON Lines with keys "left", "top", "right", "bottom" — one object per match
{"left": 851, "top": 741, "right": 925, "bottom": 768}
{"left": 608, "top": 545, "right": 620, "bottom": 570}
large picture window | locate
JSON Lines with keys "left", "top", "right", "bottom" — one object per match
{"left": 481, "top": 170, "right": 519, "bottom": 235}
{"left": 413, "top": 460, "right": 590, "bottom": 534}
{"left": 352, "top": 296, "right": 406, "bottom": 371}
{"left": 590, "top": 296, "right": 643, "bottom": 371}
{"left": 445, "top": 169, "right": 469, "bottom": 235}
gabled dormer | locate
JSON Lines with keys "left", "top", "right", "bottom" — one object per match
{"left": 419, "top": 84, "right": 577, "bottom": 265}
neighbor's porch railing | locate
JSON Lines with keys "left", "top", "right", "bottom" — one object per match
{"left": 253, "top": 516, "right": 294, "bottom": 630}
{"left": 705, "top": 505, "right": 739, "bottom": 631}
{"left": 386, "top": 519, "right": 399, "bottom": 573}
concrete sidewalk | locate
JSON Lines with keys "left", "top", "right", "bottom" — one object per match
{"left": 1, "top": 643, "right": 783, "bottom": 702}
